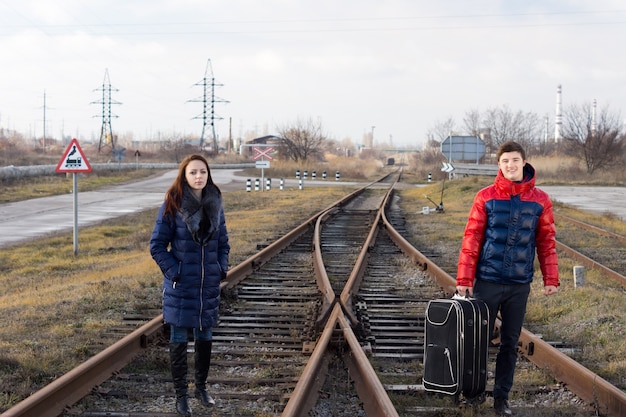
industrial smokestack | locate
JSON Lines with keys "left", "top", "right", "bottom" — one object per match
{"left": 591, "top": 98, "right": 597, "bottom": 136}
{"left": 554, "top": 84, "right": 562, "bottom": 142}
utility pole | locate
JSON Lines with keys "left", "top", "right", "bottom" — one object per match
{"left": 189, "top": 59, "right": 228, "bottom": 152}
{"left": 92, "top": 69, "right": 121, "bottom": 152}
{"left": 42, "top": 90, "right": 47, "bottom": 154}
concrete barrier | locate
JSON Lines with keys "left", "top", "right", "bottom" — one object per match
{"left": 0, "top": 163, "right": 255, "bottom": 180}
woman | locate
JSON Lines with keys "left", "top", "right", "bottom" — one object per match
{"left": 150, "top": 154, "right": 230, "bottom": 416}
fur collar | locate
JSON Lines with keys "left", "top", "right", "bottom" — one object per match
{"left": 180, "top": 184, "right": 222, "bottom": 244}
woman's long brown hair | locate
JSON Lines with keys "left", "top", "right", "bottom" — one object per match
{"left": 162, "top": 154, "right": 220, "bottom": 219}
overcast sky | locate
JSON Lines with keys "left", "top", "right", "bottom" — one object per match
{"left": 1, "top": 0, "right": 625, "bottom": 149}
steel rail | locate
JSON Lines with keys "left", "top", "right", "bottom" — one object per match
{"left": 337, "top": 306, "right": 399, "bottom": 417}
{"left": 221, "top": 186, "right": 365, "bottom": 291}
{"left": 282, "top": 303, "right": 399, "bottom": 417}
{"left": 280, "top": 304, "right": 340, "bottom": 417}
{"left": 0, "top": 316, "right": 164, "bottom": 417}
{"left": 555, "top": 240, "right": 626, "bottom": 290}
{"left": 283, "top": 181, "right": 399, "bottom": 417}
{"left": 312, "top": 207, "right": 341, "bottom": 326}
{"left": 381, "top": 191, "right": 626, "bottom": 417}
{"left": 2, "top": 178, "right": 384, "bottom": 417}
{"left": 555, "top": 213, "right": 626, "bottom": 244}
{"left": 311, "top": 174, "right": 398, "bottom": 325}
{"left": 338, "top": 181, "right": 395, "bottom": 324}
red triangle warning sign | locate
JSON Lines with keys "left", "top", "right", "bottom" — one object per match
{"left": 55, "top": 138, "right": 93, "bottom": 173}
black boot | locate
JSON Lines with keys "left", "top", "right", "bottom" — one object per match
{"left": 170, "top": 342, "right": 192, "bottom": 416}
{"left": 194, "top": 340, "right": 215, "bottom": 407}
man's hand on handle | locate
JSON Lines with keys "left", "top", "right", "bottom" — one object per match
{"left": 456, "top": 285, "right": 473, "bottom": 297}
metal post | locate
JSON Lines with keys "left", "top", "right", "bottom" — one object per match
{"left": 72, "top": 173, "right": 78, "bottom": 255}
{"left": 573, "top": 266, "right": 585, "bottom": 287}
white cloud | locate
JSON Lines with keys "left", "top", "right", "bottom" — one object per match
{"left": 1, "top": 0, "right": 625, "bottom": 147}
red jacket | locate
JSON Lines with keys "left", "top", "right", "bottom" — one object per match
{"left": 457, "top": 164, "right": 559, "bottom": 288}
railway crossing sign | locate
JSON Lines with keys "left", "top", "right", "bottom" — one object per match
{"left": 252, "top": 146, "right": 273, "bottom": 191}
{"left": 55, "top": 138, "right": 92, "bottom": 255}
{"left": 253, "top": 146, "right": 274, "bottom": 160}
{"left": 56, "top": 138, "right": 92, "bottom": 173}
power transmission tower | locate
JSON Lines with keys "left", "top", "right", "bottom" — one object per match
{"left": 92, "top": 69, "right": 121, "bottom": 152}
{"left": 189, "top": 59, "right": 228, "bottom": 152}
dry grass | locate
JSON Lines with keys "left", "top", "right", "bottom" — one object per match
{"left": 1, "top": 155, "right": 625, "bottom": 409}
{"left": 0, "top": 169, "right": 164, "bottom": 204}
{"left": 0, "top": 186, "right": 352, "bottom": 410}
{"left": 531, "top": 155, "right": 626, "bottom": 185}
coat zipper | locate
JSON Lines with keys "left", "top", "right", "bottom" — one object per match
{"left": 199, "top": 243, "right": 205, "bottom": 331}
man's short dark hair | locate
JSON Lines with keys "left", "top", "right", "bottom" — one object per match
{"left": 497, "top": 141, "right": 526, "bottom": 161}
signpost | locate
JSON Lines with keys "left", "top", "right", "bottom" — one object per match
{"left": 55, "top": 138, "right": 92, "bottom": 255}
{"left": 440, "top": 135, "right": 485, "bottom": 163}
{"left": 253, "top": 146, "right": 274, "bottom": 191}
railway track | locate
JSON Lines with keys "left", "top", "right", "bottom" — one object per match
{"left": 553, "top": 213, "right": 626, "bottom": 289}
{"left": 3, "top": 176, "right": 626, "bottom": 417}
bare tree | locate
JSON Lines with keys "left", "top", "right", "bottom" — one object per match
{"left": 277, "top": 118, "right": 328, "bottom": 162}
{"left": 561, "top": 102, "right": 625, "bottom": 174}
{"left": 482, "top": 105, "right": 542, "bottom": 155}
{"left": 427, "top": 117, "right": 456, "bottom": 143}
{"left": 463, "top": 109, "right": 482, "bottom": 136}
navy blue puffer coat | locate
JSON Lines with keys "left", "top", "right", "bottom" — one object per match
{"left": 150, "top": 185, "right": 230, "bottom": 330}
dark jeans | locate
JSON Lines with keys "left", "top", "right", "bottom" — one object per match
{"left": 473, "top": 279, "right": 531, "bottom": 400}
{"left": 170, "top": 325, "right": 213, "bottom": 343}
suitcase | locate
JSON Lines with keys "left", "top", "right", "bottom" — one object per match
{"left": 422, "top": 294, "right": 489, "bottom": 400}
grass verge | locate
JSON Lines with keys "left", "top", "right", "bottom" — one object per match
{"left": 0, "top": 186, "right": 352, "bottom": 410}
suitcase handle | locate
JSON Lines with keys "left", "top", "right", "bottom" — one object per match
{"left": 452, "top": 289, "right": 472, "bottom": 300}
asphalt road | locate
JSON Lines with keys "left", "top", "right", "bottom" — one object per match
{"left": 0, "top": 170, "right": 623, "bottom": 249}
{"left": 540, "top": 185, "right": 626, "bottom": 220}
{"left": 0, "top": 169, "right": 357, "bottom": 248}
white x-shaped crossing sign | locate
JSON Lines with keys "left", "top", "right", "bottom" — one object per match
{"left": 253, "top": 147, "right": 274, "bottom": 160}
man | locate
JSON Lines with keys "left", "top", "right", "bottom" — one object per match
{"left": 456, "top": 141, "right": 559, "bottom": 416}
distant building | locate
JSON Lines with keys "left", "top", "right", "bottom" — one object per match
{"left": 240, "top": 135, "right": 282, "bottom": 157}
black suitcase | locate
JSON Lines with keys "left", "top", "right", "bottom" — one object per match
{"left": 422, "top": 295, "right": 489, "bottom": 400}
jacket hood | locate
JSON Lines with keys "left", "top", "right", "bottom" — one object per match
{"left": 494, "top": 163, "right": 536, "bottom": 196}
